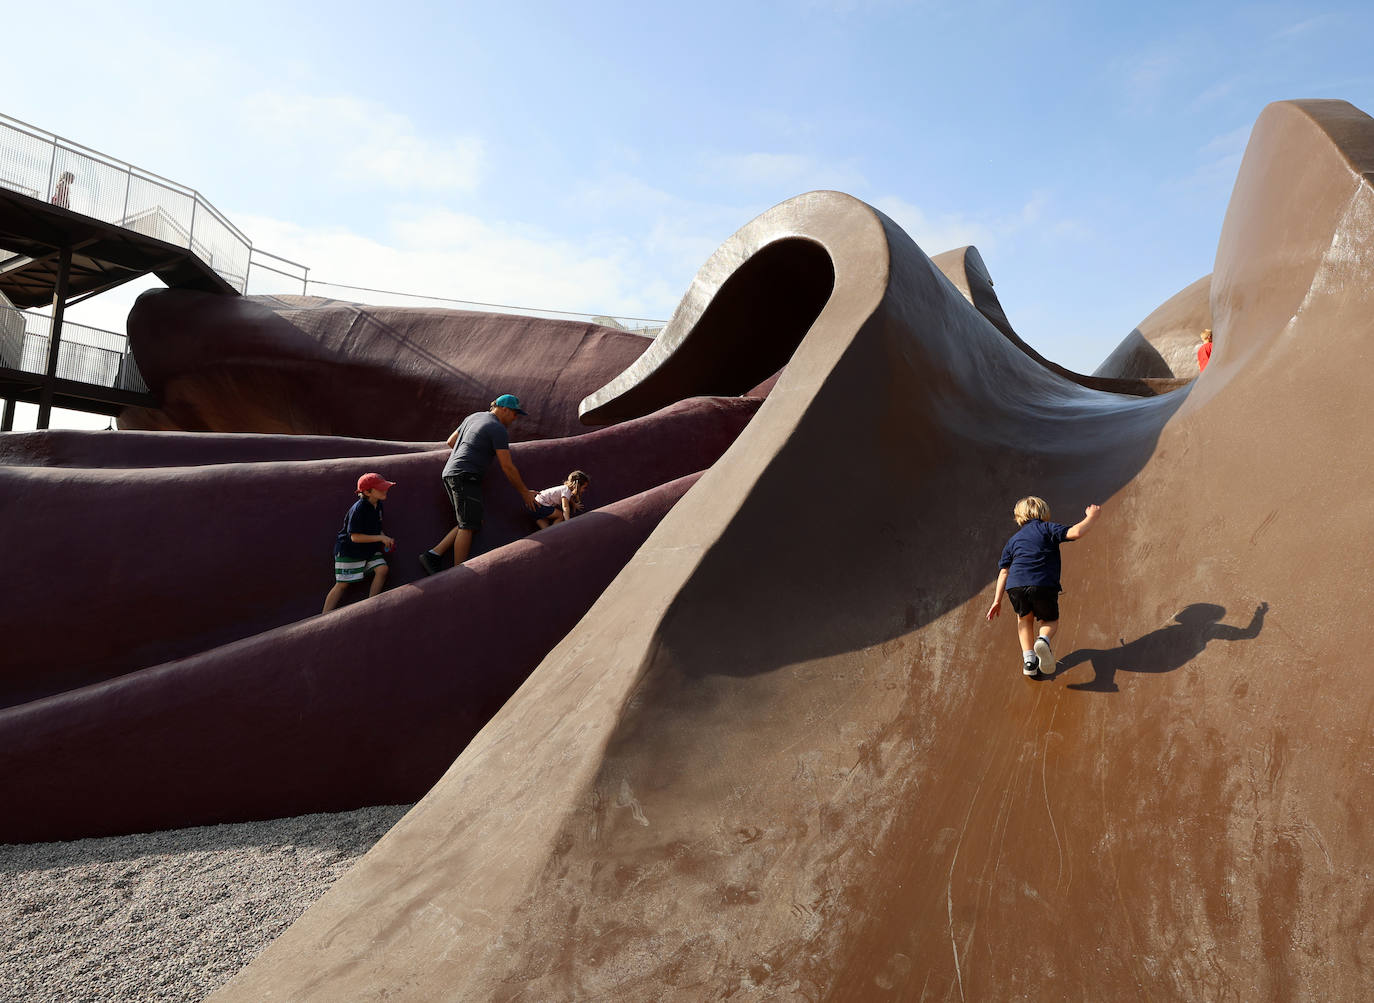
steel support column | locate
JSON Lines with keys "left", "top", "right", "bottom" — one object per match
{"left": 1, "top": 397, "right": 14, "bottom": 431}
{"left": 35, "top": 244, "right": 72, "bottom": 430}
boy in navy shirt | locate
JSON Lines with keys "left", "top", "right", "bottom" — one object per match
{"left": 323, "top": 472, "right": 396, "bottom": 614}
{"left": 986, "top": 496, "right": 1101, "bottom": 677}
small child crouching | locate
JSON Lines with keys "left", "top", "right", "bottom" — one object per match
{"left": 532, "top": 470, "right": 590, "bottom": 529}
{"left": 323, "top": 472, "right": 396, "bottom": 614}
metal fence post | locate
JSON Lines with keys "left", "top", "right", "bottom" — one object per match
{"left": 45, "top": 140, "right": 57, "bottom": 204}
{"left": 35, "top": 245, "right": 72, "bottom": 429}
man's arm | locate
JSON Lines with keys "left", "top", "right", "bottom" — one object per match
{"left": 1065, "top": 504, "right": 1102, "bottom": 541}
{"left": 986, "top": 567, "right": 1010, "bottom": 621}
{"left": 496, "top": 449, "right": 537, "bottom": 511}
{"left": 445, "top": 427, "right": 461, "bottom": 448}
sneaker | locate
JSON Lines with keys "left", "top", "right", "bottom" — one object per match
{"left": 1034, "top": 637, "right": 1055, "bottom": 676}
{"left": 1023, "top": 658, "right": 1039, "bottom": 677}
{"left": 418, "top": 551, "right": 443, "bottom": 577}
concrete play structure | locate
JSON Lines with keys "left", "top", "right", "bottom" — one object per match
{"left": 3, "top": 99, "right": 1372, "bottom": 999}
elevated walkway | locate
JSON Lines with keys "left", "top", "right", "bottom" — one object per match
{"left": 0, "top": 112, "right": 250, "bottom": 427}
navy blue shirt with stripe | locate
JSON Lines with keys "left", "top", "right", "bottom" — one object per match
{"left": 335, "top": 497, "right": 384, "bottom": 560}
{"left": 998, "top": 519, "right": 1071, "bottom": 591}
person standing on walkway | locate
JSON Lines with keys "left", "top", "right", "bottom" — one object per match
{"left": 418, "top": 394, "right": 536, "bottom": 574}
{"left": 50, "top": 171, "right": 74, "bottom": 209}
{"left": 1197, "top": 328, "right": 1213, "bottom": 371}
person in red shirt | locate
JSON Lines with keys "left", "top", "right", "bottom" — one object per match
{"left": 1197, "top": 328, "right": 1213, "bottom": 371}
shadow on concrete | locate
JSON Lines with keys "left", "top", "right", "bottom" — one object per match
{"left": 1058, "top": 601, "right": 1269, "bottom": 692}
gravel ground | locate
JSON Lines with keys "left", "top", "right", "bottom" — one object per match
{"left": 0, "top": 804, "right": 412, "bottom": 1003}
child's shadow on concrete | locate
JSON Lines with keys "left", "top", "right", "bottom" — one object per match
{"left": 1056, "top": 602, "right": 1268, "bottom": 692}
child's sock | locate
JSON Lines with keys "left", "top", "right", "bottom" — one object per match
{"left": 426, "top": 549, "right": 439, "bottom": 557}
{"left": 1023, "top": 649, "right": 1036, "bottom": 662}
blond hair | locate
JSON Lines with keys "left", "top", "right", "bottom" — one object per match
{"left": 1013, "top": 496, "right": 1051, "bottom": 525}
{"left": 1200, "top": 328, "right": 1212, "bottom": 342}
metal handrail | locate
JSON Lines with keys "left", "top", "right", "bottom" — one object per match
{"left": 0, "top": 305, "right": 146, "bottom": 393}
{"left": 0, "top": 112, "right": 252, "bottom": 293}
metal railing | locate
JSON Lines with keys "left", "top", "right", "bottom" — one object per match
{"left": 0, "top": 306, "right": 146, "bottom": 393}
{"left": 296, "top": 278, "right": 667, "bottom": 339}
{"left": 0, "top": 112, "right": 251, "bottom": 293}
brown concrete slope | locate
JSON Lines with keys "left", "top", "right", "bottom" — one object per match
{"left": 120, "top": 291, "right": 648, "bottom": 440}
{"left": 0, "top": 474, "right": 702, "bottom": 843}
{"left": 1093, "top": 272, "right": 1213, "bottom": 379}
{"left": 1, "top": 396, "right": 756, "bottom": 707}
{"left": 930, "top": 244, "right": 1191, "bottom": 396}
{"left": 225, "top": 102, "right": 1374, "bottom": 1000}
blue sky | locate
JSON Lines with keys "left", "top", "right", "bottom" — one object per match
{"left": 6, "top": 0, "right": 1373, "bottom": 428}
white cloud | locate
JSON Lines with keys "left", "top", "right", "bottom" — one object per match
{"left": 1274, "top": 14, "right": 1338, "bottom": 39}
{"left": 1118, "top": 46, "right": 1185, "bottom": 112}
{"left": 241, "top": 93, "right": 483, "bottom": 191}
{"left": 1188, "top": 77, "right": 1241, "bottom": 112}
{"left": 236, "top": 209, "right": 673, "bottom": 322}
{"left": 871, "top": 196, "right": 998, "bottom": 255}
{"left": 1199, "top": 124, "right": 1251, "bottom": 159}
{"left": 702, "top": 151, "right": 867, "bottom": 192}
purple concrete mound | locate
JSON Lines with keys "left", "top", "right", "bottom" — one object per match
{"left": 121, "top": 292, "right": 650, "bottom": 441}
{"left": 0, "top": 474, "right": 702, "bottom": 842}
{"left": 2, "top": 396, "right": 756, "bottom": 709}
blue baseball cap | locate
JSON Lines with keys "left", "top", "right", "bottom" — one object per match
{"left": 492, "top": 393, "right": 527, "bottom": 415}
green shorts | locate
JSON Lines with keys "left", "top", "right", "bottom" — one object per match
{"left": 334, "top": 553, "right": 387, "bottom": 583}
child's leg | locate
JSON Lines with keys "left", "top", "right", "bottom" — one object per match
{"left": 368, "top": 564, "right": 389, "bottom": 598}
{"left": 431, "top": 526, "right": 460, "bottom": 556}
{"left": 451, "top": 528, "right": 475, "bottom": 564}
{"left": 1016, "top": 613, "right": 1037, "bottom": 653}
{"left": 546, "top": 509, "right": 565, "bottom": 525}
{"left": 1039, "top": 620, "right": 1058, "bottom": 643}
{"left": 322, "top": 582, "right": 350, "bottom": 613}
{"left": 535, "top": 517, "right": 551, "bottom": 529}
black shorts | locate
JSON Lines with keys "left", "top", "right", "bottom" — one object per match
{"left": 443, "top": 473, "right": 484, "bottom": 531}
{"left": 1006, "top": 586, "right": 1060, "bottom": 622}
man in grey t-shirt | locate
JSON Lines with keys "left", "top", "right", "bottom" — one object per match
{"left": 418, "top": 394, "right": 537, "bottom": 574}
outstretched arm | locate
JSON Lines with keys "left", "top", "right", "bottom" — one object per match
{"left": 496, "top": 449, "right": 537, "bottom": 511}
{"left": 1215, "top": 601, "right": 1269, "bottom": 641}
{"left": 1065, "top": 503, "right": 1102, "bottom": 541}
{"left": 986, "top": 568, "right": 1010, "bottom": 621}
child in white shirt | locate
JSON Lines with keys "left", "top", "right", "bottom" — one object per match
{"left": 533, "top": 470, "right": 590, "bottom": 529}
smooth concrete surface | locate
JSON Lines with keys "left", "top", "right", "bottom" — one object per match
{"left": 3, "top": 98, "right": 1370, "bottom": 1000}
{"left": 213, "top": 100, "right": 1374, "bottom": 999}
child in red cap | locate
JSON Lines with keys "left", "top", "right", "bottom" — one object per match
{"left": 323, "top": 472, "right": 396, "bottom": 614}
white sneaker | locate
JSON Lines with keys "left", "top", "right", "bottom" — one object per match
{"left": 1034, "top": 637, "right": 1055, "bottom": 677}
